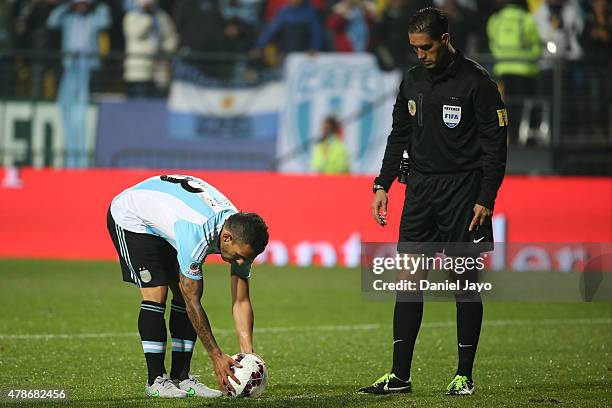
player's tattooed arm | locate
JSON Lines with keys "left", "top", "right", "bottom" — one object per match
{"left": 178, "top": 273, "right": 220, "bottom": 354}
{"left": 179, "top": 273, "right": 241, "bottom": 393}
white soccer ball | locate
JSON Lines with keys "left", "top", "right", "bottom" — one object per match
{"left": 228, "top": 353, "right": 268, "bottom": 398}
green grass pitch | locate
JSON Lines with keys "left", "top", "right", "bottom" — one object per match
{"left": 0, "top": 259, "right": 610, "bottom": 407}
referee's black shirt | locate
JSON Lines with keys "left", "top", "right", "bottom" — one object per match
{"left": 374, "top": 50, "right": 508, "bottom": 210}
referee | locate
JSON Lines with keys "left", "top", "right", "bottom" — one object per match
{"left": 359, "top": 8, "right": 507, "bottom": 396}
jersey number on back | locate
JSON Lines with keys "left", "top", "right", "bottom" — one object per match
{"left": 160, "top": 175, "right": 206, "bottom": 193}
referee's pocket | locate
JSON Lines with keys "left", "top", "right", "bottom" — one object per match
{"left": 417, "top": 93, "right": 423, "bottom": 127}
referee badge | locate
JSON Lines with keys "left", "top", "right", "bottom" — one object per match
{"left": 443, "top": 105, "right": 461, "bottom": 128}
{"left": 408, "top": 100, "right": 417, "bottom": 116}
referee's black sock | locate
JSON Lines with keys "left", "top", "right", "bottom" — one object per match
{"left": 455, "top": 292, "right": 482, "bottom": 381}
{"left": 138, "top": 301, "right": 167, "bottom": 386}
{"left": 391, "top": 291, "right": 424, "bottom": 381}
{"left": 169, "top": 299, "right": 197, "bottom": 381}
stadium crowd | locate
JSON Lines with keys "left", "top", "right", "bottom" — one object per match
{"left": 0, "top": 0, "right": 609, "bottom": 146}
{"left": 1, "top": 0, "right": 609, "bottom": 88}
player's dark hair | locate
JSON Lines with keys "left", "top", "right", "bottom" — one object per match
{"left": 225, "top": 212, "right": 269, "bottom": 255}
{"left": 408, "top": 7, "right": 449, "bottom": 39}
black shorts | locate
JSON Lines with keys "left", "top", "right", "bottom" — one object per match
{"left": 398, "top": 170, "right": 494, "bottom": 256}
{"left": 107, "top": 208, "right": 180, "bottom": 288}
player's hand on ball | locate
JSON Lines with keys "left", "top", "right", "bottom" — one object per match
{"left": 226, "top": 353, "right": 269, "bottom": 398}
{"left": 212, "top": 353, "right": 242, "bottom": 394}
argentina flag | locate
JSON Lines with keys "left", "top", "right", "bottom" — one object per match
{"left": 168, "top": 59, "right": 285, "bottom": 142}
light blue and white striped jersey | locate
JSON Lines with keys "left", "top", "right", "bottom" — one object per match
{"left": 110, "top": 175, "right": 250, "bottom": 280}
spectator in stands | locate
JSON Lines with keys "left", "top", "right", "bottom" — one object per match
{"left": 123, "top": 0, "right": 177, "bottom": 98}
{"left": 47, "top": 0, "right": 111, "bottom": 168}
{"left": 487, "top": 0, "right": 542, "bottom": 143}
{"left": 374, "top": 0, "right": 431, "bottom": 68}
{"left": 218, "top": 0, "right": 265, "bottom": 29}
{"left": 326, "top": 0, "right": 378, "bottom": 52}
{"left": 14, "top": 0, "right": 61, "bottom": 99}
{"left": 93, "top": 0, "right": 127, "bottom": 94}
{"left": 264, "top": 0, "right": 284, "bottom": 22}
{"left": 253, "top": 0, "right": 323, "bottom": 56}
{"left": 173, "top": 0, "right": 224, "bottom": 54}
{"left": 533, "top": 0, "right": 584, "bottom": 62}
{"left": 172, "top": 0, "right": 229, "bottom": 77}
{"left": 0, "top": 1, "right": 13, "bottom": 49}
{"left": 264, "top": 0, "right": 324, "bottom": 23}
{"left": 580, "top": 0, "right": 610, "bottom": 52}
{"left": 311, "top": 116, "right": 350, "bottom": 174}
{"left": 0, "top": 1, "right": 15, "bottom": 98}
{"left": 534, "top": 0, "right": 584, "bottom": 138}
{"left": 579, "top": 0, "right": 610, "bottom": 138}
{"left": 222, "top": 17, "right": 257, "bottom": 53}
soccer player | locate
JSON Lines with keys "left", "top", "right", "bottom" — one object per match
{"left": 106, "top": 174, "right": 269, "bottom": 398}
{"left": 360, "top": 8, "right": 507, "bottom": 396}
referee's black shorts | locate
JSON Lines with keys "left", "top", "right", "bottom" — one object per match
{"left": 398, "top": 170, "right": 494, "bottom": 256}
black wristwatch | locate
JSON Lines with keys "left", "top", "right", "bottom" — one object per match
{"left": 373, "top": 183, "right": 386, "bottom": 193}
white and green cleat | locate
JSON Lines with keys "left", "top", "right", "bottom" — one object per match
{"left": 145, "top": 375, "right": 188, "bottom": 398}
{"left": 178, "top": 374, "right": 223, "bottom": 398}
{"left": 446, "top": 375, "right": 475, "bottom": 396}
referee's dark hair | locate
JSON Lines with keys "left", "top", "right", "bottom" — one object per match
{"left": 225, "top": 212, "right": 269, "bottom": 255}
{"left": 408, "top": 7, "right": 449, "bottom": 40}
